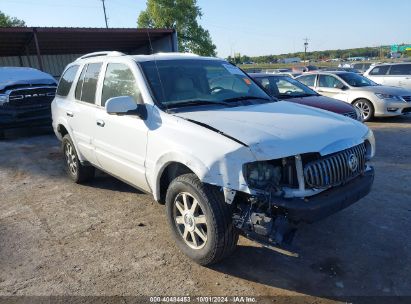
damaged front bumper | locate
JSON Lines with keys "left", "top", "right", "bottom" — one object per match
{"left": 268, "top": 167, "right": 374, "bottom": 223}
{"left": 233, "top": 167, "right": 374, "bottom": 250}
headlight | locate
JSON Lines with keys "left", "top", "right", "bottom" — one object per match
{"left": 0, "top": 94, "right": 9, "bottom": 106}
{"left": 243, "top": 161, "right": 282, "bottom": 189}
{"left": 363, "top": 129, "right": 376, "bottom": 160}
{"left": 354, "top": 107, "right": 363, "bottom": 122}
{"left": 375, "top": 93, "right": 404, "bottom": 101}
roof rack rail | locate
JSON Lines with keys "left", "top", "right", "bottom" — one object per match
{"left": 76, "top": 51, "right": 125, "bottom": 61}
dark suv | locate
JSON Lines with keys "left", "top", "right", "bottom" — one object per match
{"left": 0, "top": 67, "right": 57, "bottom": 138}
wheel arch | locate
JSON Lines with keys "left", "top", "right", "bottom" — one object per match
{"left": 151, "top": 152, "right": 210, "bottom": 203}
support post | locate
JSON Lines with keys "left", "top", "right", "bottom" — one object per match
{"left": 33, "top": 29, "right": 43, "bottom": 70}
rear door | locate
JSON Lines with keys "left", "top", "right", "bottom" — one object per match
{"left": 68, "top": 62, "right": 103, "bottom": 165}
{"left": 316, "top": 75, "right": 349, "bottom": 102}
{"left": 386, "top": 64, "right": 411, "bottom": 89}
{"left": 93, "top": 62, "right": 150, "bottom": 191}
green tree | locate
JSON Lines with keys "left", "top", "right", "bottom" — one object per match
{"left": 137, "top": 0, "right": 216, "bottom": 56}
{"left": 0, "top": 11, "right": 25, "bottom": 27}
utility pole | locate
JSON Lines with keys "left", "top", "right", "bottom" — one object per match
{"left": 101, "top": 0, "right": 108, "bottom": 28}
{"left": 303, "top": 38, "right": 309, "bottom": 62}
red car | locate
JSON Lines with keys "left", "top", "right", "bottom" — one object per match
{"left": 250, "top": 73, "right": 362, "bottom": 121}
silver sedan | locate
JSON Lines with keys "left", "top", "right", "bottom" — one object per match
{"left": 296, "top": 71, "right": 411, "bottom": 121}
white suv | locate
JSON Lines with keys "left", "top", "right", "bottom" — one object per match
{"left": 52, "top": 52, "right": 375, "bottom": 265}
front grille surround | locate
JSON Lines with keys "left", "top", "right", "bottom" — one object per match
{"left": 304, "top": 143, "right": 366, "bottom": 188}
{"left": 2, "top": 86, "right": 56, "bottom": 109}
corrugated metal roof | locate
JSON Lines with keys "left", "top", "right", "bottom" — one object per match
{"left": 0, "top": 27, "right": 175, "bottom": 56}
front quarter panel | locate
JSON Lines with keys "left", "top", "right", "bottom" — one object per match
{"left": 145, "top": 108, "right": 256, "bottom": 201}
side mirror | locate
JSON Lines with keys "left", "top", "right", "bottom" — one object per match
{"left": 105, "top": 96, "right": 147, "bottom": 119}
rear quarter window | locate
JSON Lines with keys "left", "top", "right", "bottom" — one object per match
{"left": 56, "top": 65, "right": 79, "bottom": 97}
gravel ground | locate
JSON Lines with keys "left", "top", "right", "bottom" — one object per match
{"left": 0, "top": 116, "right": 410, "bottom": 303}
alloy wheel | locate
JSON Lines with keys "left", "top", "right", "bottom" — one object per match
{"left": 64, "top": 142, "right": 78, "bottom": 175}
{"left": 173, "top": 192, "right": 208, "bottom": 250}
{"left": 355, "top": 101, "right": 371, "bottom": 121}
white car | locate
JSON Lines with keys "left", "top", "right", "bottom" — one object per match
{"left": 364, "top": 63, "right": 411, "bottom": 90}
{"left": 297, "top": 71, "right": 411, "bottom": 121}
{"left": 52, "top": 52, "right": 375, "bottom": 265}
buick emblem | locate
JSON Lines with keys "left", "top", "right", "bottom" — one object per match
{"left": 347, "top": 154, "right": 358, "bottom": 172}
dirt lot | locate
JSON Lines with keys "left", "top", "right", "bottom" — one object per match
{"left": 0, "top": 116, "right": 410, "bottom": 302}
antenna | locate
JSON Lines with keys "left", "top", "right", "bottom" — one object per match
{"left": 101, "top": 0, "right": 109, "bottom": 28}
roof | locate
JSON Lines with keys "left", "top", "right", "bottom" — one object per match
{"left": 248, "top": 73, "right": 291, "bottom": 78}
{"left": 0, "top": 27, "right": 176, "bottom": 56}
{"left": 131, "top": 53, "right": 218, "bottom": 62}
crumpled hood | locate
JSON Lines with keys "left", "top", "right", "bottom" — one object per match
{"left": 176, "top": 101, "right": 369, "bottom": 160}
{"left": 353, "top": 85, "right": 411, "bottom": 95}
{"left": 0, "top": 67, "right": 56, "bottom": 91}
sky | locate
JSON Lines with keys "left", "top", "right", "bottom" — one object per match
{"left": 1, "top": 0, "right": 411, "bottom": 57}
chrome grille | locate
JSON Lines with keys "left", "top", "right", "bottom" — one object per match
{"left": 343, "top": 111, "right": 357, "bottom": 120}
{"left": 4, "top": 87, "right": 55, "bottom": 108}
{"left": 304, "top": 143, "right": 366, "bottom": 188}
{"left": 402, "top": 96, "right": 411, "bottom": 102}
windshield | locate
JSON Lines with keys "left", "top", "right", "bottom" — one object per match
{"left": 339, "top": 72, "right": 376, "bottom": 87}
{"left": 139, "top": 59, "right": 271, "bottom": 109}
{"left": 254, "top": 75, "right": 318, "bottom": 98}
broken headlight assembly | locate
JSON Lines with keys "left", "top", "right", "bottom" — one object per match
{"left": 243, "top": 161, "right": 282, "bottom": 190}
{"left": 363, "top": 129, "right": 376, "bottom": 160}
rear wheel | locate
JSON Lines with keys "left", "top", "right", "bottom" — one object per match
{"left": 166, "top": 173, "right": 238, "bottom": 265}
{"left": 353, "top": 99, "right": 374, "bottom": 122}
{"left": 62, "top": 134, "right": 95, "bottom": 183}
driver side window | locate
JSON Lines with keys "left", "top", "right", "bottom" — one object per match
{"left": 318, "top": 75, "right": 343, "bottom": 88}
{"left": 101, "top": 63, "right": 142, "bottom": 107}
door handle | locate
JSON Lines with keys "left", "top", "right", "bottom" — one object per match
{"left": 96, "top": 119, "right": 105, "bottom": 127}
{"left": 66, "top": 111, "right": 74, "bottom": 117}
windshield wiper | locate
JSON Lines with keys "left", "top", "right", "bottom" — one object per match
{"left": 222, "top": 96, "right": 272, "bottom": 102}
{"left": 166, "top": 100, "right": 231, "bottom": 109}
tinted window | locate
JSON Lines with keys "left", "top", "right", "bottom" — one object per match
{"left": 370, "top": 66, "right": 389, "bottom": 76}
{"left": 318, "top": 75, "right": 344, "bottom": 88}
{"left": 339, "top": 73, "right": 375, "bottom": 87}
{"left": 255, "top": 76, "right": 317, "bottom": 98}
{"left": 297, "top": 74, "right": 316, "bottom": 87}
{"left": 102, "top": 64, "right": 141, "bottom": 106}
{"left": 389, "top": 64, "right": 411, "bottom": 76}
{"left": 75, "top": 63, "right": 102, "bottom": 104}
{"left": 56, "top": 65, "right": 79, "bottom": 97}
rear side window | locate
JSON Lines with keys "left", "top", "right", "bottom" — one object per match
{"left": 297, "top": 74, "right": 316, "bottom": 87}
{"left": 101, "top": 63, "right": 141, "bottom": 107}
{"left": 370, "top": 66, "right": 389, "bottom": 76}
{"left": 56, "top": 65, "right": 79, "bottom": 97}
{"left": 318, "top": 75, "right": 343, "bottom": 88}
{"left": 75, "top": 63, "right": 102, "bottom": 104}
{"left": 389, "top": 64, "right": 411, "bottom": 76}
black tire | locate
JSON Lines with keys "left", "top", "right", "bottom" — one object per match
{"left": 353, "top": 99, "right": 374, "bottom": 122}
{"left": 62, "top": 134, "right": 95, "bottom": 183}
{"left": 165, "top": 173, "right": 238, "bottom": 265}
{"left": 0, "top": 130, "right": 5, "bottom": 140}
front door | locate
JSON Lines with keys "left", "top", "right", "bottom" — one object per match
{"left": 93, "top": 62, "right": 150, "bottom": 192}
{"left": 316, "top": 74, "right": 348, "bottom": 102}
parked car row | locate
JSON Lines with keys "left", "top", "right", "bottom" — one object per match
{"left": 297, "top": 71, "right": 411, "bottom": 121}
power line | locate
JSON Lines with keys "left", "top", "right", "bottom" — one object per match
{"left": 101, "top": 0, "right": 109, "bottom": 28}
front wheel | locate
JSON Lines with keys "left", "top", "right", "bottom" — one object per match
{"left": 165, "top": 174, "right": 238, "bottom": 265}
{"left": 62, "top": 134, "right": 95, "bottom": 183}
{"left": 353, "top": 99, "right": 374, "bottom": 122}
